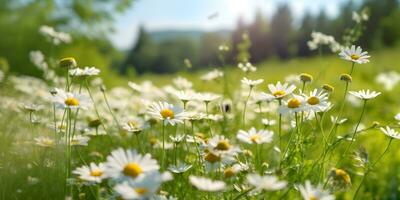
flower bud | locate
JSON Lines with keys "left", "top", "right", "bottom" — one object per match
{"left": 59, "top": 57, "right": 77, "bottom": 68}
{"left": 300, "top": 73, "right": 313, "bottom": 83}
{"left": 340, "top": 74, "right": 352, "bottom": 82}
{"left": 322, "top": 84, "right": 334, "bottom": 92}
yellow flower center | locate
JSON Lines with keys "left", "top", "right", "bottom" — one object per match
{"left": 309, "top": 196, "right": 319, "bottom": 200}
{"left": 250, "top": 134, "right": 261, "bottom": 143}
{"left": 43, "top": 139, "right": 54, "bottom": 146}
{"left": 351, "top": 54, "right": 360, "bottom": 60}
{"left": 90, "top": 169, "right": 103, "bottom": 177}
{"left": 215, "top": 140, "right": 231, "bottom": 151}
{"left": 224, "top": 168, "right": 235, "bottom": 178}
{"left": 160, "top": 109, "right": 174, "bottom": 119}
{"left": 64, "top": 97, "right": 80, "bottom": 106}
{"left": 307, "top": 96, "right": 320, "bottom": 105}
{"left": 334, "top": 169, "right": 351, "bottom": 184}
{"left": 134, "top": 187, "right": 148, "bottom": 195}
{"left": 204, "top": 152, "right": 220, "bottom": 163}
{"left": 273, "top": 90, "right": 286, "bottom": 97}
{"left": 128, "top": 120, "right": 139, "bottom": 128}
{"left": 123, "top": 163, "right": 143, "bottom": 178}
{"left": 287, "top": 98, "right": 301, "bottom": 108}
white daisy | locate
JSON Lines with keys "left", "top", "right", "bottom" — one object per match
{"left": 262, "top": 118, "right": 276, "bottom": 126}
{"left": 70, "top": 135, "right": 90, "bottom": 146}
{"left": 278, "top": 95, "right": 305, "bottom": 115}
{"left": 262, "top": 82, "right": 296, "bottom": 100}
{"left": 114, "top": 171, "right": 164, "bottom": 200}
{"left": 104, "top": 148, "right": 160, "bottom": 180}
{"left": 174, "top": 90, "right": 195, "bottom": 103}
{"left": 298, "top": 180, "right": 334, "bottom": 200}
{"left": 34, "top": 136, "right": 55, "bottom": 147}
{"left": 303, "top": 89, "right": 329, "bottom": 112}
{"left": 147, "top": 101, "right": 187, "bottom": 126}
{"left": 201, "top": 69, "right": 223, "bottom": 81}
{"left": 247, "top": 174, "right": 287, "bottom": 192}
{"left": 196, "top": 92, "right": 221, "bottom": 103}
{"left": 122, "top": 118, "right": 146, "bottom": 133}
{"left": 189, "top": 176, "right": 226, "bottom": 192}
{"left": 72, "top": 162, "right": 105, "bottom": 183}
{"left": 168, "top": 163, "right": 192, "bottom": 174}
{"left": 69, "top": 66, "right": 100, "bottom": 77}
{"left": 339, "top": 45, "right": 370, "bottom": 64}
{"left": 52, "top": 88, "right": 90, "bottom": 110}
{"left": 241, "top": 77, "right": 264, "bottom": 88}
{"left": 237, "top": 127, "right": 273, "bottom": 144}
{"left": 380, "top": 126, "right": 400, "bottom": 140}
{"left": 349, "top": 89, "right": 381, "bottom": 100}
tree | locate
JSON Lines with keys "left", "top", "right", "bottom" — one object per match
{"left": 270, "top": 4, "right": 293, "bottom": 59}
{"left": 248, "top": 9, "right": 270, "bottom": 62}
{"left": 296, "top": 13, "right": 315, "bottom": 57}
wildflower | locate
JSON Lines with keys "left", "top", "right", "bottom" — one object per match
{"left": 380, "top": 126, "right": 400, "bottom": 139}
{"left": 340, "top": 74, "right": 352, "bottom": 82}
{"left": 349, "top": 89, "right": 381, "bottom": 100}
{"left": 59, "top": 57, "right": 77, "bottom": 68}
{"left": 237, "top": 127, "right": 273, "bottom": 144}
{"left": 168, "top": 163, "right": 192, "bottom": 174}
{"left": 147, "top": 102, "right": 187, "bottom": 126}
{"left": 247, "top": 174, "right": 287, "bottom": 192}
{"left": 307, "top": 31, "right": 342, "bottom": 52}
{"left": 196, "top": 92, "right": 221, "bottom": 103}
{"left": 298, "top": 180, "right": 334, "bottom": 200}
{"left": 302, "top": 89, "right": 329, "bottom": 112}
{"left": 23, "top": 104, "right": 44, "bottom": 112}
{"left": 189, "top": 176, "right": 226, "bottom": 192}
{"left": 238, "top": 62, "right": 257, "bottom": 73}
{"left": 174, "top": 90, "right": 195, "bottom": 103}
{"left": 201, "top": 69, "right": 223, "bottom": 81}
{"left": 104, "top": 148, "right": 159, "bottom": 180}
{"left": 278, "top": 95, "right": 305, "bottom": 115}
{"left": 172, "top": 76, "right": 193, "bottom": 90}
{"left": 261, "top": 118, "right": 276, "bottom": 127}
{"left": 300, "top": 73, "right": 313, "bottom": 83}
{"left": 30, "top": 50, "right": 48, "bottom": 71}
{"left": 70, "top": 135, "right": 90, "bottom": 146}
{"left": 52, "top": 88, "right": 90, "bottom": 110}
{"left": 322, "top": 84, "right": 335, "bottom": 93}
{"left": 375, "top": 71, "right": 400, "bottom": 91}
{"left": 262, "top": 82, "right": 296, "bottom": 100}
{"left": 34, "top": 137, "right": 55, "bottom": 147}
{"left": 353, "top": 147, "right": 369, "bottom": 168}
{"left": 339, "top": 45, "right": 370, "bottom": 64}
{"left": 122, "top": 118, "right": 146, "bottom": 134}
{"left": 241, "top": 77, "right": 264, "bottom": 88}
{"left": 39, "top": 25, "right": 71, "bottom": 45}
{"left": 330, "top": 116, "right": 348, "bottom": 125}
{"left": 114, "top": 171, "right": 165, "bottom": 199}
{"left": 73, "top": 162, "right": 105, "bottom": 183}
{"left": 328, "top": 168, "right": 351, "bottom": 191}
{"left": 69, "top": 67, "right": 100, "bottom": 77}
{"left": 218, "top": 44, "right": 230, "bottom": 52}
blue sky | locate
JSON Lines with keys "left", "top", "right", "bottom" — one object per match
{"left": 110, "top": 0, "right": 352, "bottom": 49}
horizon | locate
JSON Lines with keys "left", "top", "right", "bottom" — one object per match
{"left": 110, "top": 0, "right": 359, "bottom": 50}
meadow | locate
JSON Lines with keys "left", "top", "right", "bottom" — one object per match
{"left": 1, "top": 40, "right": 400, "bottom": 200}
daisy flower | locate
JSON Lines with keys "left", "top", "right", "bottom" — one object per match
{"left": 237, "top": 127, "right": 273, "bottom": 144}
{"left": 247, "top": 174, "right": 287, "bottom": 192}
{"left": 70, "top": 135, "right": 90, "bottom": 146}
{"left": 303, "top": 89, "right": 329, "bottom": 112}
{"left": 104, "top": 148, "right": 160, "bottom": 180}
{"left": 262, "top": 82, "right": 296, "bottom": 100}
{"left": 189, "top": 176, "right": 226, "bottom": 192}
{"left": 122, "top": 118, "right": 146, "bottom": 134}
{"left": 380, "top": 126, "right": 400, "bottom": 139}
{"left": 206, "top": 135, "right": 240, "bottom": 155}
{"left": 298, "top": 180, "right": 334, "bottom": 200}
{"left": 174, "top": 90, "right": 195, "bottom": 103}
{"left": 34, "top": 136, "right": 55, "bottom": 147}
{"left": 69, "top": 66, "right": 100, "bottom": 77}
{"left": 168, "top": 163, "right": 192, "bottom": 174}
{"left": 241, "top": 77, "right": 264, "bottom": 88}
{"left": 72, "top": 162, "right": 105, "bottom": 183}
{"left": 147, "top": 101, "right": 187, "bottom": 126}
{"left": 114, "top": 171, "right": 164, "bottom": 200}
{"left": 278, "top": 95, "right": 305, "bottom": 115}
{"left": 339, "top": 45, "right": 370, "bottom": 64}
{"left": 52, "top": 88, "right": 90, "bottom": 110}
{"left": 262, "top": 118, "right": 276, "bottom": 127}
{"left": 196, "top": 92, "right": 221, "bottom": 103}
{"left": 349, "top": 89, "right": 381, "bottom": 100}
{"left": 201, "top": 69, "right": 223, "bottom": 81}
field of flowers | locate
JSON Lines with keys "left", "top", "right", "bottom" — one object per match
{"left": 2, "top": 15, "right": 400, "bottom": 200}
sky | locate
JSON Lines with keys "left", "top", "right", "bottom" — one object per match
{"left": 110, "top": 0, "right": 351, "bottom": 50}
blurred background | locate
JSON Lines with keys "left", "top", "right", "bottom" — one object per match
{"left": 1, "top": 0, "right": 399, "bottom": 83}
